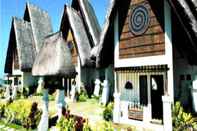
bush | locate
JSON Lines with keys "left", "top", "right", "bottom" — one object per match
{"left": 100, "top": 121, "right": 114, "bottom": 131}
{"left": 173, "top": 102, "right": 197, "bottom": 131}
{"left": 103, "top": 102, "right": 113, "bottom": 121}
{"left": 77, "top": 90, "right": 88, "bottom": 102}
{"left": 56, "top": 108, "right": 87, "bottom": 131}
{"left": 23, "top": 102, "right": 42, "bottom": 129}
{"left": 56, "top": 117, "right": 75, "bottom": 131}
{"left": 83, "top": 120, "right": 92, "bottom": 131}
{"left": 4, "top": 100, "right": 41, "bottom": 129}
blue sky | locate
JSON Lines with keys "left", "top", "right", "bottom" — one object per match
{"left": 0, "top": 0, "right": 108, "bottom": 79}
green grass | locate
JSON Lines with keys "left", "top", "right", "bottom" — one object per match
{"left": 0, "top": 120, "right": 26, "bottom": 131}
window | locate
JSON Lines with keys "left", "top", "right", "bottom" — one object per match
{"left": 139, "top": 75, "right": 148, "bottom": 105}
{"left": 14, "top": 77, "right": 18, "bottom": 85}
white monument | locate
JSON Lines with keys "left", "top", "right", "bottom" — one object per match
{"left": 11, "top": 85, "right": 17, "bottom": 100}
{"left": 192, "top": 76, "right": 197, "bottom": 112}
{"left": 93, "top": 79, "right": 101, "bottom": 97}
{"left": 101, "top": 80, "right": 109, "bottom": 105}
{"left": 5, "top": 85, "right": 11, "bottom": 101}
{"left": 38, "top": 78, "right": 49, "bottom": 131}
{"left": 70, "top": 80, "right": 77, "bottom": 102}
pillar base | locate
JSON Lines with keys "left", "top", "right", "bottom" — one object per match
{"left": 162, "top": 95, "right": 172, "bottom": 131}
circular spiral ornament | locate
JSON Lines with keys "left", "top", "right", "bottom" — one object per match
{"left": 129, "top": 4, "right": 150, "bottom": 35}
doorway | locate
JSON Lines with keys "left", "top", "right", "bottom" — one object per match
{"left": 151, "top": 75, "right": 164, "bottom": 120}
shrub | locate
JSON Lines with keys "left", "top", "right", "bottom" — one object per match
{"left": 173, "top": 102, "right": 197, "bottom": 131}
{"left": 23, "top": 102, "right": 42, "bottom": 129}
{"left": 56, "top": 117, "right": 75, "bottom": 131}
{"left": 4, "top": 100, "right": 41, "bottom": 129}
{"left": 103, "top": 102, "right": 114, "bottom": 121}
{"left": 77, "top": 90, "right": 88, "bottom": 102}
{"left": 102, "top": 121, "right": 114, "bottom": 131}
{"left": 49, "top": 94, "right": 55, "bottom": 101}
{"left": 56, "top": 108, "right": 87, "bottom": 131}
{"left": 83, "top": 120, "right": 92, "bottom": 131}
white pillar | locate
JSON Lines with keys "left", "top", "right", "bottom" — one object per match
{"left": 192, "top": 75, "right": 197, "bottom": 112}
{"left": 56, "top": 89, "right": 66, "bottom": 121}
{"left": 146, "top": 75, "right": 152, "bottom": 122}
{"left": 164, "top": 0, "right": 174, "bottom": 101}
{"left": 113, "top": 92, "right": 120, "bottom": 123}
{"left": 162, "top": 95, "right": 172, "bottom": 131}
{"left": 101, "top": 80, "right": 109, "bottom": 105}
{"left": 5, "top": 85, "right": 11, "bottom": 101}
{"left": 113, "top": 12, "right": 120, "bottom": 122}
{"left": 38, "top": 88, "right": 49, "bottom": 131}
{"left": 94, "top": 79, "right": 101, "bottom": 97}
{"left": 11, "top": 85, "right": 17, "bottom": 100}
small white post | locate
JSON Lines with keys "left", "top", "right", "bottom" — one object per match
{"left": 70, "top": 80, "right": 77, "bottom": 102}
{"left": 162, "top": 95, "right": 172, "bottom": 131}
{"left": 56, "top": 89, "right": 66, "bottom": 121}
{"left": 11, "top": 85, "right": 17, "bottom": 100}
{"left": 192, "top": 75, "right": 197, "bottom": 112}
{"left": 38, "top": 78, "right": 49, "bottom": 131}
{"left": 113, "top": 92, "right": 120, "bottom": 123}
{"left": 101, "top": 80, "right": 109, "bottom": 105}
{"left": 94, "top": 79, "right": 101, "bottom": 97}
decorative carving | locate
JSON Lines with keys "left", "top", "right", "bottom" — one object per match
{"left": 129, "top": 4, "right": 150, "bottom": 35}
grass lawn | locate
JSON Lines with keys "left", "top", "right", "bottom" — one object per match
{"left": 0, "top": 120, "right": 26, "bottom": 131}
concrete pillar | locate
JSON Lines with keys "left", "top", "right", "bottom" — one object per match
{"left": 101, "top": 80, "right": 109, "bottom": 105}
{"left": 192, "top": 75, "right": 197, "bottom": 112}
{"left": 38, "top": 88, "right": 49, "bottom": 131}
{"left": 94, "top": 79, "right": 101, "bottom": 97}
{"left": 5, "top": 85, "right": 11, "bottom": 101}
{"left": 38, "top": 77, "right": 49, "bottom": 131}
{"left": 56, "top": 89, "right": 66, "bottom": 121}
{"left": 11, "top": 85, "right": 17, "bottom": 100}
{"left": 162, "top": 95, "right": 172, "bottom": 131}
{"left": 143, "top": 104, "right": 152, "bottom": 123}
{"left": 113, "top": 92, "right": 120, "bottom": 123}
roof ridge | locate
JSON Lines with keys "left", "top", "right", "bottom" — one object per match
{"left": 13, "top": 17, "right": 31, "bottom": 28}
{"left": 26, "top": 2, "right": 49, "bottom": 16}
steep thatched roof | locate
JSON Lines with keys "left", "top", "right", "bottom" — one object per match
{"left": 4, "top": 17, "right": 36, "bottom": 73}
{"left": 72, "top": 0, "right": 101, "bottom": 46}
{"left": 60, "top": 5, "right": 94, "bottom": 67}
{"left": 32, "top": 32, "right": 77, "bottom": 77}
{"left": 24, "top": 3, "right": 53, "bottom": 52}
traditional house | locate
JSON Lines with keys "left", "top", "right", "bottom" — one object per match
{"left": 4, "top": 3, "right": 52, "bottom": 89}
{"left": 32, "top": 31, "right": 77, "bottom": 130}
{"left": 93, "top": 0, "right": 197, "bottom": 130}
{"left": 60, "top": 0, "right": 104, "bottom": 94}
